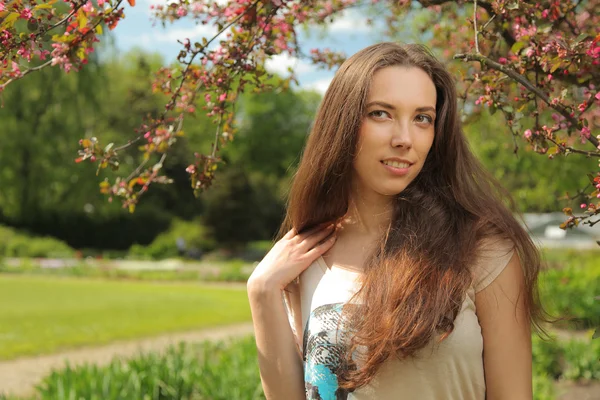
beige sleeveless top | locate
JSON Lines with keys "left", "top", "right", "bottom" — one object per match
{"left": 283, "top": 237, "right": 515, "bottom": 400}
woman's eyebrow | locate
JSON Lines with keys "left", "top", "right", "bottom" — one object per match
{"left": 415, "top": 106, "right": 436, "bottom": 114}
{"left": 365, "top": 101, "right": 436, "bottom": 114}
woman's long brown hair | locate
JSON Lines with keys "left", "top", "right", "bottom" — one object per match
{"left": 278, "top": 42, "right": 547, "bottom": 391}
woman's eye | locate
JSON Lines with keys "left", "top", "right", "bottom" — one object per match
{"left": 415, "top": 114, "right": 433, "bottom": 124}
{"left": 369, "top": 110, "right": 390, "bottom": 119}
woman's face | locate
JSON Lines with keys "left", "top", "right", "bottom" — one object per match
{"left": 352, "top": 66, "right": 437, "bottom": 199}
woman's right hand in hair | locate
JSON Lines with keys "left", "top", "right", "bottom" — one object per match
{"left": 247, "top": 223, "right": 337, "bottom": 293}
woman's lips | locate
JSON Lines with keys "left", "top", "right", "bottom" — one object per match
{"left": 380, "top": 160, "right": 411, "bottom": 176}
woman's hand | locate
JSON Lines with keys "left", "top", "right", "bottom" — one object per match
{"left": 248, "top": 223, "right": 337, "bottom": 293}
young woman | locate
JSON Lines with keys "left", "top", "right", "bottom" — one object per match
{"left": 247, "top": 42, "right": 546, "bottom": 400}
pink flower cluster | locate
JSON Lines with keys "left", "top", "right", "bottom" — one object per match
{"left": 512, "top": 17, "right": 537, "bottom": 41}
{"left": 20, "top": 7, "right": 33, "bottom": 20}
{"left": 50, "top": 43, "right": 73, "bottom": 72}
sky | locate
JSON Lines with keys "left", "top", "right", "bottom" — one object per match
{"left": 108, "top": 0, "right": 389, "bottom": 95}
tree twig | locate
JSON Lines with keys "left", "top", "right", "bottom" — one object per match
{"left": 545, "top": 135, "right": 600, "bottom": 158}
{"left": 473, "top": 0, "right": 479, "bottom": 53}
{"left": 454, "top": 52, "right": 600, "bottom": 149}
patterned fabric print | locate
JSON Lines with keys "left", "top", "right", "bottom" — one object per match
{"left": 303, "top": 303, "right": 351, "bottom": 400}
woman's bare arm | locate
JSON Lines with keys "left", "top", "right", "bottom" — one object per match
{"left": 248, "top": 280, "right": 305, "bottom": 400}
{"left": 475, "top": 252, "right": 532, "bottom": 400}
{"left": 247, "top": 223, "right": 337, "bottom": 400}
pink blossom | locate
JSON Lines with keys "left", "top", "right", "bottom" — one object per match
{"left": 524, "top": 129, "right": 532, "bottom": 139}
{"left": 581, "top": 127, "right": 591, "bottom": 137}
{"left": 191, "top": 3, "right": 203, "bottom": 13}
{"left": 580, "top": 127, "right": 591, "bottom": 143}
{"left": 186, "top": 165, "right": 196, "bottom": 174}
{"left": 98, "top": 0, "right": 106, "bottom": 6}
{"left": 17, "top": 45, "right": 32, "bottom": 62}
{"left": 498, "top": 57, "right": 508, "bottom": 65}
{"left": 204, "top": 93, "right": 211, "bottom": 103}
{"left": 586, "top": 43, "right": 600, "bottom": 59}
{"left": 20, "top": 7, "right": 33, "bottom": 20}
{"left": 176, "top": 6, "right": 187, "bottom": 17}
{"left": 595, "top": 92, "right": 600, "bottom": 102}
{"left": 541, "top": 9, "right": 549, "bottom": 18}
{"left": 525, "top": 48, "right": 535, "bottom": 58}
{"left": 580, "top": 203, "right": 587, "bottom": 209}
{"left": 218, "top": 93, "right": 227, "bottom": 102}
{"left": 82, "top": 1, "right": 94, "bottom": 13}
{"left": 0, "top": 3, "right": 5, "bottom": 12}
{"left": 36, "top": 49, "right": 50, "bottom": 60}
{"left": 11, "top": 61, "right": 22, "bottom": 77}
{"left": 547, "top": 74, "right": 553, "bottom": 81}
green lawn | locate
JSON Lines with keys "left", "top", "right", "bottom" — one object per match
{"left": 0, "top": 275, "right": 251, "bottom": 360}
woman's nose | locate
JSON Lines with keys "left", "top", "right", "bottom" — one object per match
{"left": 390, "top": 121, "right": 412, "bottom": 149}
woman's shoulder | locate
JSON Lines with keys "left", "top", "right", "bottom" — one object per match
{"left": 470, "top": 235, "right": 516, "bottom": 294}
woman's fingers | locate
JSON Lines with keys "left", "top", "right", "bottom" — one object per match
{"left": 296, "top": 222, "right": 333, "bottom": 240}
{"left": 299, "top": 225, "right": 335, "bottom": 251}
{"left": 304, "top": 233, "right": 337, "bottom": 260}
{"left": 283, "top": 227, "right": 297, "bottom": 240}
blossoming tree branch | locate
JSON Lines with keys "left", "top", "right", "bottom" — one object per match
{"left": 1, "top": 0, "right": 599, "bottom": 235}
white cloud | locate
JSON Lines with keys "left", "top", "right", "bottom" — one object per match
{"left": 153, "top": 24, "right": 217, "bottom": 43}
{"left": 265, "top": 53, "right": 315, "bottom": 76}
{"left": 328, "top": 9, "right": 372, "bottom": 33}
{"left": 124, "top": 23, "right": 218, "bottom": 50}
{"left": 305, "top": 77, "right": 333, "bottom": 95}
{"left": 139, "top": 0, "right": 228, "bottom": 13}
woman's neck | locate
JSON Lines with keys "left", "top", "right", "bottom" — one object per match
{"left": 343, "top": 189, "right": 393, "bottom": 238}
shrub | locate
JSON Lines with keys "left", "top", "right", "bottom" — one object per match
{"left": 562, "top": 338, "right": 600, "bottom": 381}
{"left": 533, "top": 372, "right": 556, "bottom": 400}
{"left": 34, "top": 336, "right": 264, "bottom": 400}
{"left": 533, "top": 333, "right": 600, "bottom": 383}
{"left": 0, "top": 225, "right": 74, "bottom": 258}
{"left": 128, "top": 218, "right": 217, "bottom": 260}
{"left": 539, "top": 250, "right": 600, "bottom": 329}
{"left": 532, "top": 335, "right": 563, "bottom": 379}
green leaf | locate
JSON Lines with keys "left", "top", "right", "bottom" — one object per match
{"left": 506, "top": 1, "right": 519, "bottom": 10}
{"left": 34, "top": 3, "right": 55, "bottom": 10}
{"left": 575, "top": 33, "right": 589, "bottom": 44}
{"left": 1, "top": 12, "right": 19, "bottom": 29}
{"left": 27, "top": 19, "right": 39, "bottom": 31}
{"left": 550, "top": 60, "right": 562, "bottom": 73}
{"left": 511, "top": 41, "right": 526, "bottom": 54}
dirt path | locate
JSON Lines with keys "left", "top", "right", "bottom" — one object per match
{"left": 0, "top": 322, "right": 254, "bottom": 398}
{"left": 556, "top": 381, "right": 600, "bottom": 400}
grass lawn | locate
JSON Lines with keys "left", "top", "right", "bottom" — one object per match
{"left": 0, "top": 275, "right": 251, "bottom": 360}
